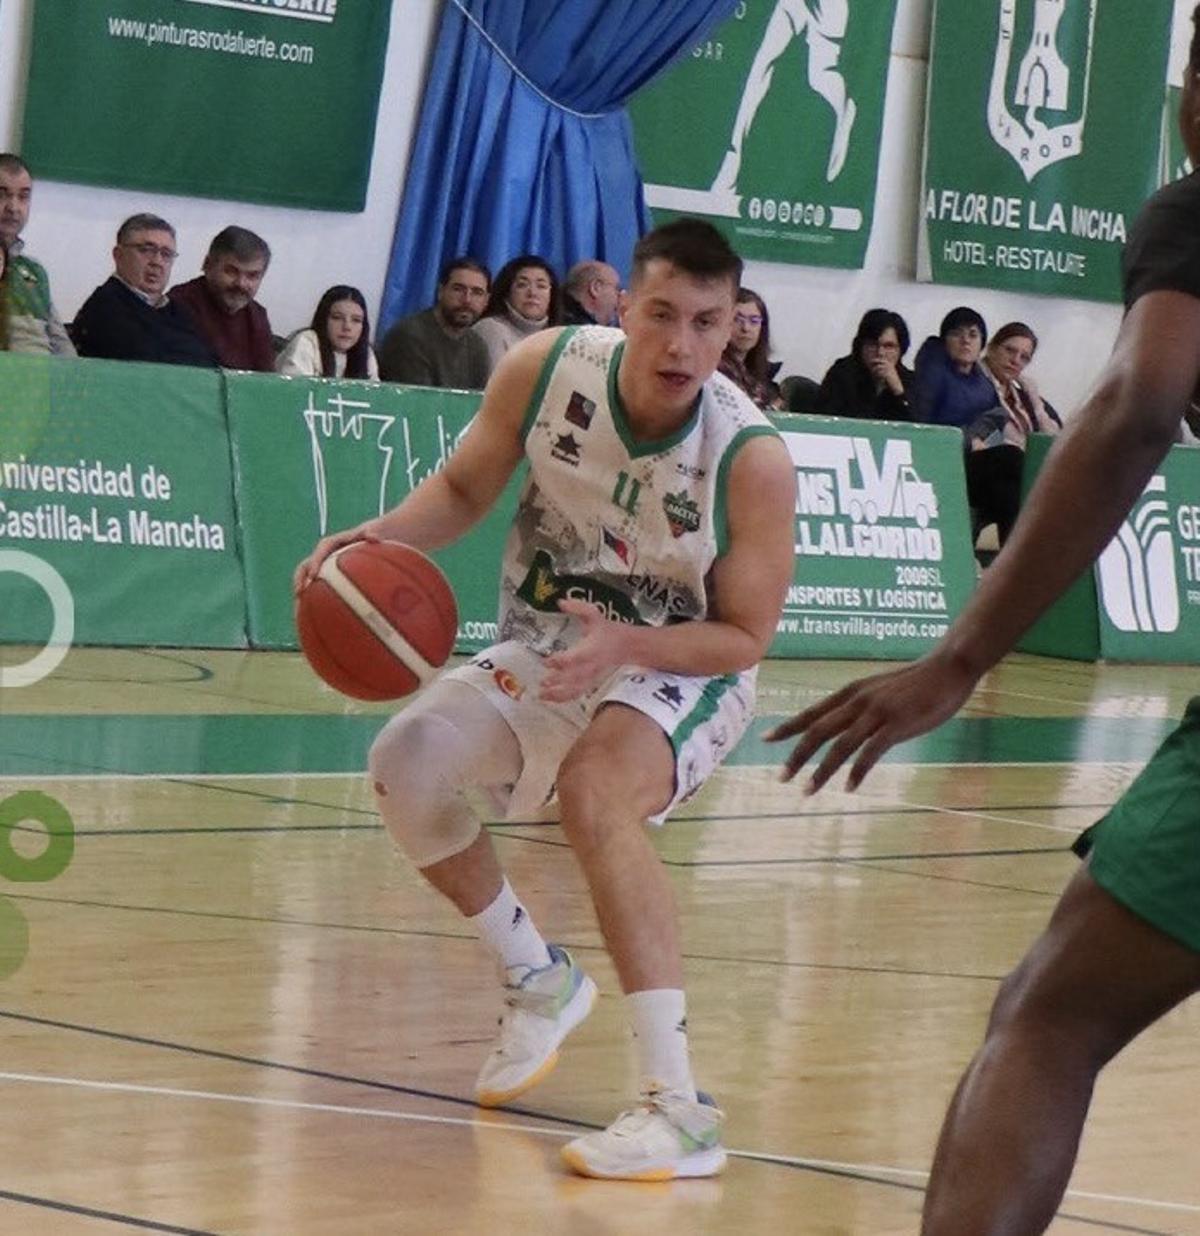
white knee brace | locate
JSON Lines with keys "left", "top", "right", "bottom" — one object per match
{"left": 367, "top": 685, "right": 521, "bottom": 868}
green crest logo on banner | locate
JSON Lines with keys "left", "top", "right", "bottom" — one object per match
{"left": 987, "top": 0, "right": 1095, "bottom": 182}
{"left": 921, "top": 0, "right": 1174, "bottom": 302}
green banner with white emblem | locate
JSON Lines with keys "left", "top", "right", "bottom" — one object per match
{"left": 1018, "top": 434, "right": 1200, "bottom": 663}
{"left": 920, "top": 0, "right": 1173, "bottom": 303}
{"left": 224, "top": 373, "right": 518, "bottom": 651}
{"left": 629, "top": 0, "right": 900, "bottom": 268}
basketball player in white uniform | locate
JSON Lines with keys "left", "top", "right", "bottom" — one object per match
{"left": 295, "top": 220, "right": 797, "bottom": 1180}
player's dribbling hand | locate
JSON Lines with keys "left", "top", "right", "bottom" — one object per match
{"left": 540, "top": 598, "right": 628, "bottom": 703}
{"left": 292, "top": 523, "right": 380, "bottom": 596}
{"left": 762, "top": 651, "right": 979, "bottom": 793}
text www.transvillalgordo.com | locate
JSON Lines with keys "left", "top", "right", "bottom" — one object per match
{"left": 107, "top": 15, "right": 315, "bottom": 63}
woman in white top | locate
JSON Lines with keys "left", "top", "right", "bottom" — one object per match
{"left": 964, "top": 321, "right": 1060, "bottom": 547}
{"left": 471, "top": 256, "right": 561, "bottom": 375}
{"left": 277, "top": 285, "right": 379, "bottom": 380}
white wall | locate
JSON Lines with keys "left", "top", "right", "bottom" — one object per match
{"left": 0, "top": 0, "right": 1121, "bottom": 411}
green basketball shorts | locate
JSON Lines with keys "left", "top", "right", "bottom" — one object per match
{"left": 1074, "top": 698, "right": 1200, "bottom": 952}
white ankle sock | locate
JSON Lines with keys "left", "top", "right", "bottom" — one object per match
{"left": 627, "top": 988, "right": 696, "bottom": 1099}
{"left": 468, "top": 879, "right": 552, "bottom": 977}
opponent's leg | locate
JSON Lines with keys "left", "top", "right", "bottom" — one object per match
{"left": 368, "top": 681, "right": 595, "bottom": 1105}
{"left": 557, "top": 704, "right": 724, "bottom": 1180}
{"left": 922, "top": 865, "right": 1200, "bottom": 1235}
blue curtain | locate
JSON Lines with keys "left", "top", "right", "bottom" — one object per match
{"left": 378, "top": 0, "right": 738, "bottom": 333}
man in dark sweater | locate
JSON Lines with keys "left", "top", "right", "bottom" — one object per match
{"left": 169, "top": 226, "right": 276, "bottom": 371}
{"left": 377, "top": 258, "right": 491, "bottom": 389}
{"left": 561, "top": 259, "right": 621, "bottom": 326}
{"left": 73, "top": 214, "right": 216, "bottom": 367}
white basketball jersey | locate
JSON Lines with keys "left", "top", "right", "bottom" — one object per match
{"left": 498, "top": 325, "right": 778, "bottom": 654}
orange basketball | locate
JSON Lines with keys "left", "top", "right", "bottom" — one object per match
{"left": 296, "top": 542, "right": 458, "bottom": 701}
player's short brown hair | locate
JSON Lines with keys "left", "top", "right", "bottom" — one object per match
{"left": 630, "top": 218, "right": 742, "bottom": 294}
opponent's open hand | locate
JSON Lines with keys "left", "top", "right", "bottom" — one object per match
{"left": 540, "top": 598, "right": 629, "bottom": 703}
{"left": 763, "top": 652, "right": 980, "bottom": 793}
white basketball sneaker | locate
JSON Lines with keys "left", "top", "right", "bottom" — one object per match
{"left": 561, "top": 1087, "right": 727, "bottom": 1181}
{"left": 475, "top": 945, "right": 597, "bottom": 1107}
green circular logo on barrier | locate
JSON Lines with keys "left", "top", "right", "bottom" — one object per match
{"left": 0, "top": 792, "right": 75, "bottom": 883}
{"left": 0, "top": 898, "right": 30, "bottom": 981}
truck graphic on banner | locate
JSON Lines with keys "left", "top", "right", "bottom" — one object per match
{"left": 784, "top": 431, "right": 943, "bottom": 560}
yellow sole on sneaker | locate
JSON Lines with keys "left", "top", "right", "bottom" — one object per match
{"left": 559, "top": 1145, "right": 674, "bottom": 1181}
{"left": 476, "top": 1049, "right": 560, "bottom": 1108}
{"left": 475, "top": 976, "right": 598, "bottom": 1107}
{"left": 559, "top": 1144, "right": 727, "bottom": 1181}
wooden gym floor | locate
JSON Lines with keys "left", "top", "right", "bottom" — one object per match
{"left": 0, "top": 645, "right": 1198, "bottom": 1235}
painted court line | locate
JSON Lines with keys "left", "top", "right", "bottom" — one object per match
{"left": 903, "top": 799, "right": 1083, "bottom": 836}
{"left": 0, "top": 761, "right": 1147, "bottom": 784}
{"left": 0, "top": 1072, "right": 1195, "bottom": 1218}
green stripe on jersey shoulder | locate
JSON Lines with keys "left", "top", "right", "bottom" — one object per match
{"left": 714, "top": 425, "right": 782, "bottom": 556}
{"left": 519, "top": 327, "right": 576, "bottom": 443}
{"left": 607, "top": 342, "right": 702, "bottom": 459}
{"left": 671, "top": 673, "right": 739, "bottom": 755}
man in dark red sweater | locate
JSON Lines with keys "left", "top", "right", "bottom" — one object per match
{"left": 169, "top": 226, "right": 276, "bottom": 371}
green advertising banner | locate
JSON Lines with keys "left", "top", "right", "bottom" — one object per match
{"left": 629, "top": 0, "right": 900, "bottom": 268}
{"left": 769, "top": 413, "right": 978, "bottom": 659}
{"left": 921, "top": 0, "right": 1173, "bottom": 303}
{"left": 1093, "top": 443, "right": 1200, "bottom": 661}
{"left": 1015, "top": 434, "right": 1100, "bottom": 660}
{"left": 225, "top": 374, "right": 518, "bottom": 651}
{"left": 1018, "top": 435, "right": 1200, "bottom": 663}
{"left": 22, "top": 0, "right": 392, "bottom": 210}
{"left": 0, "top": 354, "right": 246, "bottom": 648}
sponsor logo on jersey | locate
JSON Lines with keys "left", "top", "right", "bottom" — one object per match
{"left": 565, "top": 391, "right": 596, "bottom": 431}
{"left": 516, "top": 549, "right": 641, "bottom": 624}
{"left": 599, "top": 525, "right": 637, "bottom": 574}
{"left": 675, "top": 461, "right": 707, "bottom": 480}
{"left": 493, "top": 668, "right": 525, "bottom": 700}
{"left": 663, "top": 489, "right": 701, "bottom": 537}
{"left": 551, "top": 432, "right": 582, "bottom": 467}
{"left": 652, "top": 682, "right": 685, "bottom": 711}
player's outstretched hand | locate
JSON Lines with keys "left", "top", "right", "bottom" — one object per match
{"left": 763, "top": 650, "right": 980, "bottom": 793}
{"left": 540, "top": 598, "right": 628, "bottom": 703}
{"left": 292, "top": 523, "right": 379, "bottom": 596}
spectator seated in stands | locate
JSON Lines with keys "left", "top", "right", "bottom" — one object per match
{"left": 718, "top": 287, "right": 781, "bottom": 409}
{"left": 277, "top": 285, "right": 378, "bottom": 380}
{"left": 0, "top": 239, "right": 9, "bottom": 351}
{"left": 0, "top": 152, "right": 75, "bottom": 357}
{"left": 73, "top": 214, "right": 217, "bottom": 367}
{"left": 816, "top": 308, "right": 914, "bottom": 420}
{"left": 561, "top": 259, "right": 621, "bottom": 326}
{"left": 472, "top": 256, "right": 560, "bottom": 374}
{"left": 169, "top": 226, "right": 276, "bottom": 372}
{"left": 377, "top": 257, "right": 490, "bottom": 388}
{"left": 912, "top": 306, "right": 996, "bottom": 428}
{"left": 779, "top": 374, "right": 821, "bottom": 414}
{"left": 963, "top": 321, "right": 1061, "bottom": 548}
